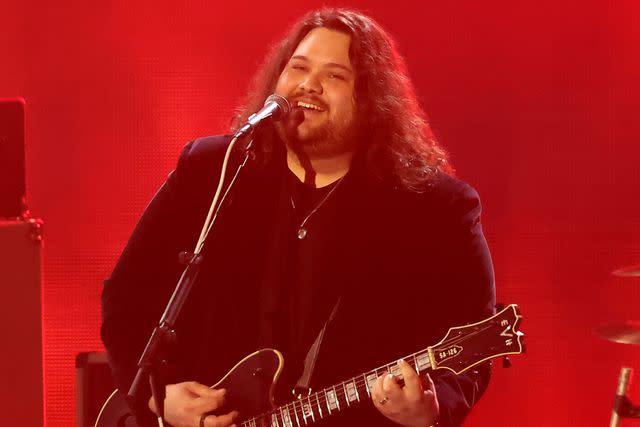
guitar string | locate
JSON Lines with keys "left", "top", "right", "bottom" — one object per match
{"left": 242, "top": 322, "right": 514, "bottom": 425}
{"left": 243, "top": 341, "right": 493, "bottom": 426}
{"left": 241, "top": 319, "right": 519, "bottom": 425}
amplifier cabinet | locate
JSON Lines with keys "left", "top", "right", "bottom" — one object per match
{"left": 0, "top": 219, "right": 43, "bottom": 425}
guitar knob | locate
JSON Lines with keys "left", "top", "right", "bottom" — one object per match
{"left": 502, "top": 356, "right": 512, "bottom": 368}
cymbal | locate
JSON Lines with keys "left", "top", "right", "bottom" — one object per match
{"left": 612, "top": 264, "right": 640, "bottom": 277}
{"left": 595, "top": 321, "right": 640, "bottom": 345}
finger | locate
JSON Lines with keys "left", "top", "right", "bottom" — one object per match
{"left": 148, "top": 395, "right": 157, "bottom": 414}
{"left": 397, "top": 359, "right": 423, "bottom": 401}
{"left": 371, "top": 371, "right": 388, "bottom": 401}
{"left": 186, "top": 381, "right": 219, "bottom": 397}
{"left": 196, "top": 390, "right": 227, "bottom": 414}
{"left": 422, "top": 373, "right": 440, "bottom": 417}
{"left": 423, "top": 372, "right": 436, "bottom": 393}
{"left": 382, "top": 373, "right": 403, "bottom": 400}
{"left": 148, "top": 393, "right": 165, "bottom": 415}
{"left": 372, "top": 379, "right": 389, "bottom": 411}
{"left": 205, "top": 410, "right": 238, "bottom": 427}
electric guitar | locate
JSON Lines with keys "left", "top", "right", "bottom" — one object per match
{"left": 95, "top": 304, "right": 524, "bottom": 427}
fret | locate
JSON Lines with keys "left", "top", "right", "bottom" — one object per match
{"left": 365, "top": 372, "right": 378, "bottom": 396}
{"left": 333, "top": 385, "right": 341, "bottom": 410}
{"left": 412, "top": 354, "right": 420, "bottom": 373}
{"left": 356, "top": 375, "right": 370, "bottom": 400}
{"left": 309, "top": 396, "right": 316, "bottom": 422}
{"left": 281, "top": 406, "right": 294, "bottom": 427}
{"left": 270, "top": 412, "right": 280, "bottom": 427}
{"left": 315, "top": 392, "right": 323, "bottom": 418}
{"left": 342, "top": 382, "right": 351, "bottom": 407}
{"left": 352, "top": 379, "right": 360, "bottom": 402}
{"left": 416, "top": 352, "right": 431, "bottom": 371}
{"left": 327, "top": 387, "right": 339, "bottom": 411}
{"left": 302, "top": 397, "right": 315, "bottom": 423}
{"left": 323, "top": 389, "right": 332, "bottom": 414}
{"left": 307, "top": 396, "right": 316, "bottom": 422}
{"left": 363, "top": 374, "right": 371, "bottom": 397}
{"left": 293, "top": 400, "right": 303, "bottom": 426}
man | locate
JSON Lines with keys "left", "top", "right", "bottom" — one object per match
{"left": 101, "top": 8, "right": 495, "bottom": 427}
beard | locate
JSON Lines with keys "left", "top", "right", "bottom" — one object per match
{"left": 275, "top": 108, "right": 361, "bottom": 158}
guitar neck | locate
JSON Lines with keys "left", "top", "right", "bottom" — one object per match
{"left": 241, "top": 349, "right": 433, "bottom": 427}
{"left": 240, "top": 304, "right": 524, "bottom": 427}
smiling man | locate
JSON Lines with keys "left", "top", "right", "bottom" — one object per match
{"left": 102, "top": 9, "right": 495, "bottom": 427}
{"left": 274, "top": 27, "right": 360, "bottom": 188}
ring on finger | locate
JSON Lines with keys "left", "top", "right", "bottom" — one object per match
{"left": 379, "top": 396, "right": 389, "bottom": 405}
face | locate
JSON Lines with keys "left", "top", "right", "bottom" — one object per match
{"left": 275, "top": 27, "right": 359, "bottom": 158}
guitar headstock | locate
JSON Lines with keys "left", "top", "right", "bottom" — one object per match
{"left": 429, "top": 304, "right": 524, "bottom": 374}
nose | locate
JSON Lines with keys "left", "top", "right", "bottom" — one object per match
{"left": 299, "top": 72, "right": 322, "bottom": 94}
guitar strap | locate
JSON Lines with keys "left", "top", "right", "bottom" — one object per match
{"left": 294, "top": 296, "right": 341, "bottom": 393}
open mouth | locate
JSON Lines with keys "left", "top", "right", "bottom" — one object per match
{"left": 296, "top": 100, "right": 325, "bottom": 112}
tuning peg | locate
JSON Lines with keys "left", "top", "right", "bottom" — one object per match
{"left": 502, "top": 356, "right": 512, "bottom": 368}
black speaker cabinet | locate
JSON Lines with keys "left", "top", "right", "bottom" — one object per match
{"left": 0, "top": 219, "right": 43, "bottom": 425}
{"left": 0, "top": 98, "right": 27, "bottom": 218}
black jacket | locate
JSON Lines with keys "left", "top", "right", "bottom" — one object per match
{"left": 101, "top": 135, "right": 496, "bottom": 426}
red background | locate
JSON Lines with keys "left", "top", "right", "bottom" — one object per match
{"left": 2, "top": 1, "right": 640, "bottom": 425}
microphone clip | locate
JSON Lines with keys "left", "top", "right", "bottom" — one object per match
{"left": 615, "top": 395, "right": 640, "bottom": 418}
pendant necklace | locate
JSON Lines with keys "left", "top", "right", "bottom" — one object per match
{"left": 291, "top": 176, "right": 345, "bottom": 240}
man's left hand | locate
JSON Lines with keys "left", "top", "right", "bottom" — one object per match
{"left": 371, "top": 359, "right": 439, "bottom": 427}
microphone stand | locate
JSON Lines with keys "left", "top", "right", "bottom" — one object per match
{"left": 127, "top": 133, "right": 255, "bottom": 426}
{"left": 610, "top": 367, "right": 640, "bottom": 427}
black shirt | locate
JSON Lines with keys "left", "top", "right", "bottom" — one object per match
{"left": 259, "top": 171, "right": 344, "bottom": 402}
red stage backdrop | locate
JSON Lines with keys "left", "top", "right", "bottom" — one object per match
{"left": 2, "top": 1, "right": 639, "bottom": 425}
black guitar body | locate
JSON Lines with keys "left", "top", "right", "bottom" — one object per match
{"left": 96, "top": 305, "right": 525, "bottom": 427}
{"left": 215, "top": 349, "right": 283, "bottom": 421}
{"left": 95, "top": 349, "right": 283, "bottom": 427}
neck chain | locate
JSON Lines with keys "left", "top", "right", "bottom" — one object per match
{"left": 290, "top": 176, "right": 345, "bottom": 240}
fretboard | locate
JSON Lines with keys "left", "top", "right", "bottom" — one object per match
{"left": 240, "top": 349, "right": 433, "bottom": 427}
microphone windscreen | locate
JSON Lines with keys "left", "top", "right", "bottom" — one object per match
{"left": 265, "top": 94, "right": 291, "bottom": 120}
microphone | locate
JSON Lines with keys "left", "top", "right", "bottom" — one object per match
{"left": 233, "top": 94, "right": 291, "bottom": 138}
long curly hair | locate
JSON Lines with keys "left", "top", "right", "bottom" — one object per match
{"left": 231, "top": 8, "right": 454, "bottom": 191}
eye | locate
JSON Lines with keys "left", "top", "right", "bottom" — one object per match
{"left": 290, "top": 64, "right": 307, "bottom": 71}
{"left": 328, "top": 73, "right": 346, "bottom": 81}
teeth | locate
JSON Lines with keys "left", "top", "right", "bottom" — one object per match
{"left": 297, "top": 101, "right": 322, "bottom": 111}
